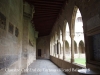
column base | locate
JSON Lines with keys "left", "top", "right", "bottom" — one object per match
{"left": 58, "top": 54, "right": 60, "bottom": 58}
{"left": 63, "top": 56, "right": 66, "bottom": 60}
{"left": 55, "top": 54, "right": 57, "bottom": 57}
{"left": 54, "top": 54, "right": 56, "bottom": 57}
{"left": 71, "top": 58, "right": 74, "bottom": 63}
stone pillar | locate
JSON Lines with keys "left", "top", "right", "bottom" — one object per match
{"left": 50, "top": 39, "right": 52, "bottom": 56}
{"left": 57, "top": 29, "right": 61, "bottom": 59}
{"left": 62, "top": 28, "right": 66, "bottom": 60}
{"left": 50, "top": 43, "right": 51, "bottom": 55}
{"left": 58, "top": 40, "right": 61, "bottom": 58}
{"left": 51, "top": 43, "right": 53, "bottom": 56}
{"left": 53, "top": 44, "right": 55, "bottom": 56}
{"left": 77, "top": 45, "right": 80, "bottom": 58}
{"left": 71, "top": 34, "right": 75, "bottom": 63}
{"left": 54, "top": 44, "right": 56, "bottom": 57}
{"left": 63, "top": 40, "right": 66, "bottom": 60}
{"left": 54, "top": 42, "right": 57, "bottom": 57}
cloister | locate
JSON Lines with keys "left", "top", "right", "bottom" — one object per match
{"left": 0, "top": 0, "right": 100, "bottom": 75}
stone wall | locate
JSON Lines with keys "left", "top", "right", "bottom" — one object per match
{"left": 0, "top": 0, "right": 23, "bottom": 75}
{"left": 36, "top": 36, "right": 50, "bottom": 59}
{"left": 0, "top": 0, "right": 37, "bottom": 75}
{"left": 50, "top": 56, "right": 85, "bottom": 75}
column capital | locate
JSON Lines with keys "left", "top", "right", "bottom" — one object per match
{"left": 55, "top": 40, "right": 57, "bottom": 44}
{"left": 63, "top": 39, "right": 66, "bottom": 42}
{"left": 71, "top": 58, "right": 74, "bottom": 63}
{"left": 70, "top": 34, "right": 75, "bottom": 38}
{"left": 57, "top": 40, "right": 60, "bottom": 43}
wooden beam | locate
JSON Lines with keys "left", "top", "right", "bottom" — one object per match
{"left": 34, "top": 17, "right": 56, "bottom": 20}
{"left": 34, "top": 6, "right": 61, "bottom": 10}
{"left": 28, "top": 1, "right": 63, "bottom": 5}
{"left": 34, "top": 14, "right": 57, "bottom": 18}
{"left": 34, "top": 11, "right": 58, "bottom": 14}
{"left": 27, "top": 0, "right": 64, "bottom": 2}
{"left": 29, "top": 2, "right": 62, "bottom": 7}
{"left": 35, "top": 9, "right": 59, "bottom": 12}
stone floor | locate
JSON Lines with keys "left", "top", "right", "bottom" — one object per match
{"left": 22, "top": 59, "right": 67, "bottom": 75}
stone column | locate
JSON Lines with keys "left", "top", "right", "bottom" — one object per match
{"left": 57, "top": 30, "right": 61, "bottom": 59}
{"left": 62, "top": 28, "right": 66, "bottom": 60}
{"left": 71, "top": 34, "right": 75, "bottom": 63}
{"left": 77, "top": 44, "right": 80, "bottom": 58}
{"left": 58, "top": 40, "right": 61, "bottom": 58}
{"left": 63, "top": 40, "right": 66, "bottom": 60}
{"left": 55, "top": 42, "right": 57, "bottom": 57}
{"left": 53, "top": 44, "right": 55, "bottom": 56}
{"left": 54, "top": 44, "right": 56, "bottom": 57}
{"left": 51, "top": 43, "right": 53, "bottom": 56}
{"left": 52, "top": 44, "right": 54, "bottom": 56}
{"left": 50, "top": 42, "right": 52, "bottom": 55}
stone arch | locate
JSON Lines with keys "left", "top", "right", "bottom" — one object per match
{"left": 59, "top": 43, "right": 62, "bottom": 54}
{"left": 60, "top": 29, "right": 63, "bottom": 42}
{"left": 64, "top": 20, "right": 67, "bottom": 33}
{"left": 65, "top": 22, "right": 71, "bottom": 44}
{"left": 51, "top": 37, "right": 55, "bottom": 56}
{"left": 65, "top": 22, "right": 71, "bottom": 53}
{"left": 66, "top": 22, "right": 70, "bottom": 35}
{"left": 71, "top": 6, "right": 78, "bottom": 34}
{"left": 63, "top": 20, "right": 70, "bottom": 40}
{"left": 57, "top": 27, "right": 61, "bottom": 40}
{"left": 74, "top": 40, "right": 77, "bottom": 54}
{"left": 54, "top": 31, "right": 58, "bottom": 43}
{"left": 60, "top": 29, "right": 63, "bottom": 54}
{"left": 65, "top": 40, "right": 69, "bottom": 53}
{"left": 50, "top": 36, "right": 53, "bottom": 56}
{"left": 79, "top": 40, "right": 85, "bottom": 53}
{"left": 75, "top": 8, "right": 83, "bottom": 33}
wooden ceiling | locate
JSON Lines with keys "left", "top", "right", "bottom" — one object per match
{"left": 26, "top": 0, "right": 67, "bottom": 37}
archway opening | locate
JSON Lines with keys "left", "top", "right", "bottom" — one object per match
{"left": 60, "top": 30, "right": 63, "bottom": 59}
{"left": 73, "top": 7, "right": 86, "bottom": 66}
{"left": 74, "top": 41, "right": 77, "bottom": 54}
{"left": 79, "top": 40, "right": 85, "bottom": 54}
{"left": 65, "top": 22, "right": 71, "bottom": 61}
{"left": 65, "top": 41, "right": 69, "bottom": 53}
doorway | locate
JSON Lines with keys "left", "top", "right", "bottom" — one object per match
{"left": 38, "top": 49, "right": 41, "bottom": 57}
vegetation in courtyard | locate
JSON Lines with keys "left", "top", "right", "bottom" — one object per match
{"left": 74, "top": 58, "right": 86, "bottom": 66}
{"left": 66, "top": 58, "right": 86, "bottom": 66}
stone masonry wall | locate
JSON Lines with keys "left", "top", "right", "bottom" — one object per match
{"left": 0, "top": 0, "right": 23, "bottom": 75}
{"left": 0, "top": 0, "right": 37, "bottom": 75}
{"left": 36, "top": 36, "right": 50, "bottom": 59}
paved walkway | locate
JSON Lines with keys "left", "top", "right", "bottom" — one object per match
{"left": 23, "top": 59, "right": 66, "bottom": 75}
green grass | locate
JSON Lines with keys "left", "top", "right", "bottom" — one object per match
{"left": 65, "top": 58, "right": 86, "bottom": 66}
{"left": 74, "top": 58, "right": 86, "bottom": 66}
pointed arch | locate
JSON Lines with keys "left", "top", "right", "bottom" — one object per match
{"left": 75, "top": 9, "right": 83, "bottom": 33}
{"left": 65, "top": 40, "right": 69, "bottom": 53}
{"left": 74, "top": 40, "right": 77, "bottom": 54}
{"left": 60, "top": 29, "right": 63, "bottom": 55}
{"left": 66, "top": 22, "right": 70, "bottom": 36}
{"left": 79, "top": 40, "right": 85, "bottom": 53}
{"left": 71, "top": 6, "right": 78, "bottom": 34}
